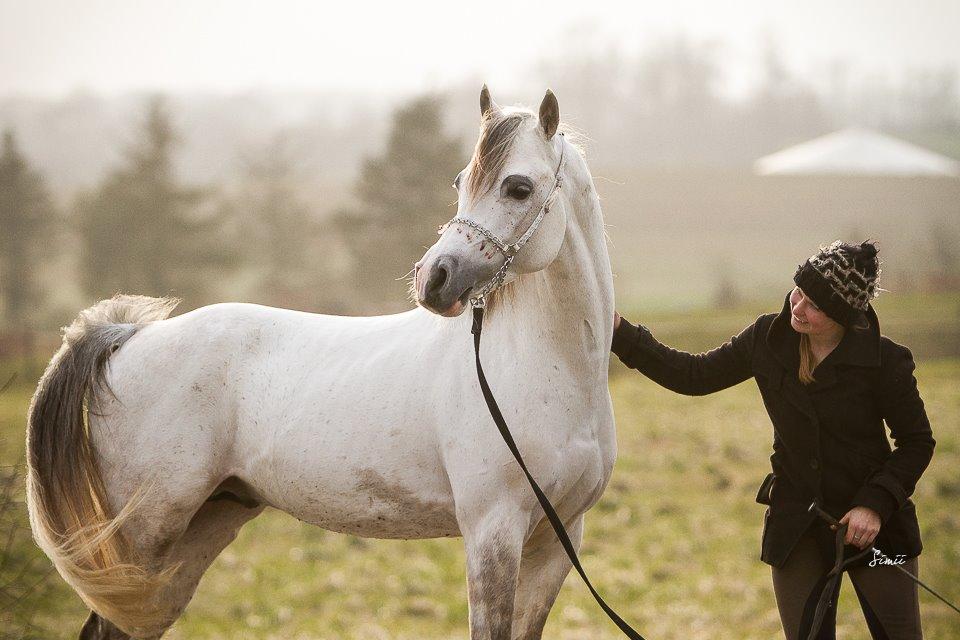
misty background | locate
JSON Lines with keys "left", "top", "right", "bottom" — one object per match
{"left": 1, "top": 0, "right": 959, "bottom": 351}
{"left": 2, "top": 3, "right": 960, "bottom": 637}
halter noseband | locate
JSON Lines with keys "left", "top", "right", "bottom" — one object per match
{"left": 435, "top": 133, "right": 566, "bottom": 308}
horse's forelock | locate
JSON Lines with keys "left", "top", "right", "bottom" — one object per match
{"left": 467, "top": 111, "right": 533, "bottom": 201}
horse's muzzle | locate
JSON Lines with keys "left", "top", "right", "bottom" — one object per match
{"left": 416, "top": 254, "right": 475, "bottom": 317}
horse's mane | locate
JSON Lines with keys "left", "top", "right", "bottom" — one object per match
{"left": 467, "top": 109, "right": 533, "bottom": 201}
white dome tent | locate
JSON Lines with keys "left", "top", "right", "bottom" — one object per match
{"left": 754, "top": 127, "right": 960, "bottom": 177}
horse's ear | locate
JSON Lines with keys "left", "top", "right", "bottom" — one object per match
{"left": 480, "top": 84, "right": 500, "bottom": 119}
{"left": 539, "top": 89, "right": 559, "bottom": 139}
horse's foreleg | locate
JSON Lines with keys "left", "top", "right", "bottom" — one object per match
{"left": 511, "top": 515, "right": 584, "bottom": 640}
{"left": 462, "top": 509, "right": 527, "bottom": 640}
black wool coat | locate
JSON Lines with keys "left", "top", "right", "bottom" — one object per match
{"left": 611, "top": 293, "right": 936, "bottom": 569}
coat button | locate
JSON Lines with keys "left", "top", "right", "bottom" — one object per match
{"left": 810, "top": 458, "right": 820, "bottom": 470}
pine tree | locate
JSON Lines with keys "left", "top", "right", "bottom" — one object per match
{"left": 335, "top": 94, "right": 464, "bottom": 312}
{"left": 233, "top": 134, "right": 324, "bottom": 310}
{"left": 0, "top": 130, "right": 56, "bottom": 325}
{"left": 75, "top": 96, "right": 238, "bottom": 306}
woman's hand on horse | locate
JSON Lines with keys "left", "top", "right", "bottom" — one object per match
{"left": 833, "top": 506, "right": 881, "bottom": 549}
{"left": 614, "top": 311, "right": 621, "bottom": 330}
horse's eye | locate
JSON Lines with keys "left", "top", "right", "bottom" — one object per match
{"left": 510, "top": 184, "right": 532, "bottom": 200}
{"left": 501, "top": 175, "right": 534, "bottom": 201}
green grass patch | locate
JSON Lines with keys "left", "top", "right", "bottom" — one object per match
{"left": 1, "top": 360, "right": 958, "bottom": 639}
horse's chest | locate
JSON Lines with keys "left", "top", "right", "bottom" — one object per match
{"left": 537, "top": 406, "right": 617, "bottom": 515}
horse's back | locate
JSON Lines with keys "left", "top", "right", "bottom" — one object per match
{"left": 91, "top": 300, "right": 421, "bottom": 474}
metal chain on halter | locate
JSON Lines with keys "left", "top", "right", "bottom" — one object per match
{"left": 436, "top": 132, "right": 566, "bottom": 308}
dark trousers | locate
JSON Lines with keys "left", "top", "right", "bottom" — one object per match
{"left": 772, "top": 528, "right": 923, "bottom": 639}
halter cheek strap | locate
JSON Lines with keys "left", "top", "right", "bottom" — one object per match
{"left": 436, "top": 133, "right": 566, "bottom": 308}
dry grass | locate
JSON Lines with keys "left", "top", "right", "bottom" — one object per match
{"left": 1, "top": 356, "right": 957, "bottom": 639}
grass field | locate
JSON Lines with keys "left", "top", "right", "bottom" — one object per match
{"left": 1, "top": 356, "right": 958, "bottom": 640}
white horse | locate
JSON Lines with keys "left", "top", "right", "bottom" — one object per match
{"left": 26, "top": 86, "right": 616, "bottom": 640}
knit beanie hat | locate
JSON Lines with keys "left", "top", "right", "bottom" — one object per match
{"left": 793, "top": 240, "right": 882, "bottom": 327}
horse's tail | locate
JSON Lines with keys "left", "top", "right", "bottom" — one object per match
{"left": 26, "top": 294, "right": 181, "bottom": 635}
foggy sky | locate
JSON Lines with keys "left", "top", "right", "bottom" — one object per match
{"left": 1, "top": 0, "right": 958, "bottom": 99}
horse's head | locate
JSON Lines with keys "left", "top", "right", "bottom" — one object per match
{"left": 415, "top": 85, "right": 567, "bottom": 317}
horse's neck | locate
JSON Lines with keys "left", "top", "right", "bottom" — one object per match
{"left": 493, "top": 154, "right": 613, "bottom": 378}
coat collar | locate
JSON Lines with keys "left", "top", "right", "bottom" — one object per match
{"left": 766, "top": 292, "right": 881, "bottom": 377}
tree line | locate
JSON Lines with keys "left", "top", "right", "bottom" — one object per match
{"left": 3, "top": 35, "right": 960, "bottom": 332}
{"left": 3, "top": 38, "right": 958, "bottom": 196}
{"left": 0, "top": 94, "right": 465, "bottom": 338}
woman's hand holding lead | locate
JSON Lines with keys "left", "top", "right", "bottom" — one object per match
{"left": 832, "top": 506, "right": 881, "bottom": 549}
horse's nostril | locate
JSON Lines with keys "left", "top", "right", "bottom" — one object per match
{"left": 422, "top": 256, "right": 460, "bottom": 308}
{"left": 426, "top": 265, "right": 448, "bottom": 296}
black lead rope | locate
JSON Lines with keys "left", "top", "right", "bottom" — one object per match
{"left": 804, "top": 501, "right": 960, "bottom": 640}
{"left": 471, "top": 307, "right": 647, "bottom": 640}
{"left": 801, "top": 504, "right": 874, "bottom": 640}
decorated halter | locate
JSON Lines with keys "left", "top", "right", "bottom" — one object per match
{"left": 436, "top": 133, "right": 566, "bottom": 309}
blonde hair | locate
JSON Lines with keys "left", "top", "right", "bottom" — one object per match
{"left": 798, "top": 333, "right": 816, "bottom": 385}
{"left": 798, "top": 311, "right": 869, "bottom": 384}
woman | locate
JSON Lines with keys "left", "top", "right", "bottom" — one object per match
{"left": 611, "top": 241, "right": 935, "bottom": 640}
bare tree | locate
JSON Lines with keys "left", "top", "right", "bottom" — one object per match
{"left": 74, "top": 96, "right": 240, "bottom": 308}
{"left": 334, "top": 94, "right": 464, "bottom": 312}
{"left": 231, "top": 134, "right": 329, "bottom": 310}
{"left": 0, "top": 130, "right": 56, "bottom": 326}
